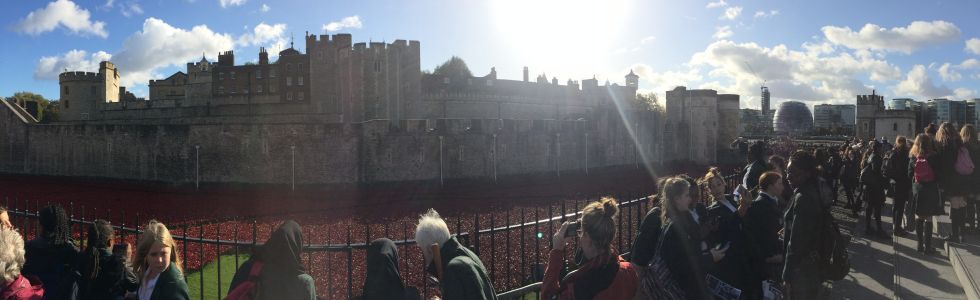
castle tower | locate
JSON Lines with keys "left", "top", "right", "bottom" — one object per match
{"left": 855, "top": 90, "right": 885, "bottom": 140}
{"left": 625, "top": 70, "right": 639, "bottom": 88}
{"left": 57, "top": 61, "right": 120, "bottom": 121}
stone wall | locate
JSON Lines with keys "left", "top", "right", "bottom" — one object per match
{"left": 0, "top": 102, "right": 661, "bottom": 185}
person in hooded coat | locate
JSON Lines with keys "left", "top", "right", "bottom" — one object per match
{"left": 361, "top": 238, "right": 418, "bottom": 300}
{"left": 229, "top": 220, "right": 316, "bottom": 300}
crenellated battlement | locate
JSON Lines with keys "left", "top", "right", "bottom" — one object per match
{"left": 59, "top": 71, "right": 102, "bottom": 82}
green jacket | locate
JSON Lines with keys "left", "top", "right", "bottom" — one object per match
{"left": 437, "top": 237, "right": 497, "bottom": 300}
{"left": 148, "top": 264, "right": 190, "bottom": 300}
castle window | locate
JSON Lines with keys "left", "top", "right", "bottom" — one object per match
{"left": 908, "top": 123, "right": 912, "bottom": 131}
{"left": 231, "top": 71, "right": 236, "bottom": 79}
{"left": 270, "top": 68, "right": 277, "bottom": 78}
{"left": 298, "top": 92, "right": 305, "bottom": 101}
{"left": 230, "top": 85, "right": 236, "bottom": 94}
{"left": 219, "top": 72, "right": 224, "bottom": 80}
{"left": 893, "top": 123, "right": 898, "bottom": 131}
{"left": 286, "top": 64, "right": 292, "bottom": 73}
{"left": 257, "top": 85, "right": 263, "bottom": 93}
{"left": 64, "top": 100, "right": 69, "bottom": 108}
{"left": 256, "top": 69, "right": 262, "bottom": 78}
{"left": 318, "top": 51, "right": 323, "bottom": 60}
{"left": 374, "top": 61, "right": 381, "bottom": 72}
{"left": 286, "top": 92, "right": 293, "bottom": 101}
{"left": 243, "top": 87, "right": 248, "bottom": 94}
{"left": 443, "top": 77, "right": 450, "bottom": 84}
{"left": 218, "top": 86, "right": 224, "bottom": 94}
{"left": 298, "top": 76, "right": 304, "bottom": 86}
{"left": 270, "top": 84, "right": 277, "bottom": 93}
{"left": 64, "top": 86, "right": 69, "bottom": 95}
{"left": 286, "top": 77, "right": 292, "bottom": 86}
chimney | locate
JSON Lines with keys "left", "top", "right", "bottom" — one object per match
{"left": 259, "top": 47, "right": 269, "bottom": 65}
{"left": 523, "top": 66, "right": 529, "bottom": 82}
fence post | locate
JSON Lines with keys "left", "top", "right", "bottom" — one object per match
{"left": 618, "top": 196, "right": 623, "bottom": 253}
{"left": 183, "top": 225, "right": 188, "bottom": 274}
{"left": 520, "top": 207, "right": 526, "bottom": 285}
{"left": 505, "top": 209, "right": 511, "bottom": 290}
{"left": 489, "top": 211, "right": 495, "bottom": 284}
{"left": 346, "top": 224, "right": 353, "bottom": 300}
{"left": 234, "top": 218, "right": 239, "bottom": 270}
{"left": 217, "top": 223, "right": 222, "bottom": 298}
{"left": 401, "top": 221, "right": 408, "bottom": 289}
{"left": 80, "top": 205, "right": 85, "bottom": 244}
{"left": 473, "top": 213, "right": 480, "bottom": 256}
{"left": 199, "top": 224, "right": 204, "bottom": 300}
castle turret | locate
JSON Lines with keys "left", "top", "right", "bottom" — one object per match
{"left": 625, "top": 69, "right": 639, "bottom": 88}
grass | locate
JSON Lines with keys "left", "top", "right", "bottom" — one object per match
{"left": 186, "top": 253, "right": 250, "bottom": 300}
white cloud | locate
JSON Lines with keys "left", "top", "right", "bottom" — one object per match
{"left": 754, "top": 10, "right": 779, "bottom": 18}
{"left": 34, "top": 49, "right": 113, "bottom": 80}
{"left": 640, "top": 36, "right": 656, "bottom": 45}
{"left": 713, "top": 26, "right": 733, "bottom": 39}
{"left": 219, "top": 0, "right": 245, "bottom": 8}
{"left": 894, "top": 65, "right": 954, "bottom": 99}
{"left": 966, "top": 38, "right": 980, "bottom": 55}
{"left": 630, "top": 63, "right": 704, "bottom": 94}
{"left": 110, "top": 18, "right": 235, "bottom": 87}
{"left": 821, "top": 20, "right": 961, "bottom": 54}
{"left": 720, "top": 6, "right": 742, "bottom": 20}
{"left": 938, "top": 63, "right": 961, "bottom": 82}
{"left": 120, "top": 2, "right": 143, "bottom": 17}
{"left": 953, "top": 88, "right": 976, "bottom": 99}
{"left": 706, "top": 0, "right": 727, "bottom": 9}
{"left": 102, "top": 0, "right": 115, "bottom": 9}
{"left": 323, "top": 15, "right": 362, "bottom": 32}
{"left": 237, "top": 22, "right": 287, "bottom": 52}
{"left": 936, "top": 58, "right": 980, "bottom": 82}
{"left": 260, "top": 4, "right": 270, "bottom": 12}
{"left": 14, "top": 0, "right": 108, "bottom": 38}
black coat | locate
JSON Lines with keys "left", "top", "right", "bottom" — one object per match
{"left": 743, "top": 160, "right": 769, "bottom": 189}
{"left": 910, "top": 154, "right": 945, "bottom": 216}
{"left": 660, "top": 212, "right": 713, "bottom": 300}
{"left": 744, "top": 192, "right": 782, "bottom": 264}
{"left": 22, "top": 236, "right": 79, "bottom": 300}
{"left": 782, "top": 179, "right": 824, "bottom": 284}
{"left": 936, "top": 140, "right": 969, "bottom": 196}
{"left": 145, "top": 264, "right": 190, "bottom": 300}
{"left": 706, "top": 196, "right": 756, "bottom": 294}
{"left": 630, "top": 206, "right": 662, "bottom": 267}
{"left": 75, "top": 248, "right": 138, "bottom": 300}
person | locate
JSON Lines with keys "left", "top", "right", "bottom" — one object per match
{"left": 782, "top": 151, "right": 828, "bottom": 299}
{"left": 936, "top": 122, "right": 968, "bottom": 243}
{"left": 744, "top": 172, "right": 786, "bottom": 284}
{"left": 0, "top": 206, "right": 12, "bottom": 230}
{"left": 659, "top": 177, "right": 727, "bottom": 300}
{"left": 860, "top": 141, "right": 887, "bottom": 236}
{"left": 133, "top": 220, "right": 189, "bottom": 300}
{"left": 0, "top": 227, "right": 44, "bottom": 299}
{"left": 840, "top": 148, "right": 860, "bottom": 210}
{"left": 415, "top": 209, "right": 496, "bottom": 300}
{"left": 909, "top": 134, "right": 943, "bottom": 254}
{"left": 21, "top": 204, "right": 78, "bottom": 300}
{"left": 544, "top": 197, "right": 638, "bottom": 300}
{"left": 228, "top": 220, "right": 316, "bottom": 300}
{"left": 702, "top": 168, "right": 756, "bottom": 299}
{"left": 743, "top": 141, "right": 769, "bottom": 195}
{"left": 75, "top": 219, "right": 138, "bottom": 299}
{"left": 769, "top": 155, "right": 795, "bottom": 211}
{"left": 361, "top": 238, "right": 417, "bottom": 300}
{"left": 886, "top": 136, "right": 913, "bottom": 236}
{"left": 826, "top": 151, "right": 843, "bottom": 205}
{"left": 631, "top": 177, "right": 670, "bottom": 269}
{"left": 961, "top": 125, "right": 979, "bottom": 231}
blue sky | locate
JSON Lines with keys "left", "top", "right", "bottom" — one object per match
{"left": 2, "top": 0, "right": 980, "bottom": 109}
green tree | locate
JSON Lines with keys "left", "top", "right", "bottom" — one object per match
{"left": 8, "top": 91, "right": 59, "bottom": 123}
{"left": 632, "top": 92, "right": 662, "bottom": 112}
{"left": 433, "top": 56, "right": 473, "bottom": 78}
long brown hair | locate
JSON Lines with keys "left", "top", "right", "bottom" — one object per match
{"left": 961, "top": 124, "right": 977, "bottom": 146}
{"left": 894, "top": 136, "right": 909, "bottom": 152}
{"left": 580, "top": 197, "right": 619, "bottom": 250}
{"left": 935, "top": 122, "right": 960, "bottom": 148}
{"left": 909, "top": 133, "right": 934, "bottom": 158}
{"left": 659, "top": 177, "right": 691, "bottom": 223}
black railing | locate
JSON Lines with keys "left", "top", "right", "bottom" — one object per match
{"left": 3, "top": 192, "right": 663, "bottom": 300}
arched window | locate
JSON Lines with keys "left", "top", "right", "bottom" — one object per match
{"left": 893, "top": 123, "right": 898, "bottom": 131}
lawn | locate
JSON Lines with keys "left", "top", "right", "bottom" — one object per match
{"left": 186, "top": 253, "right": 250, "bottom": 300}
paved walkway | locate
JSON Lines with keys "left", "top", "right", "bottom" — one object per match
{"left": 827, "top": 194, "right": 968, "bottom": 300}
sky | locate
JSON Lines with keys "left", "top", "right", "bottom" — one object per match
{"left": 2, "top": 0, "right": 980, "bottom": 110}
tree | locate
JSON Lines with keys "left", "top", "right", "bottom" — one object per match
{"left": 632, "top": 92, "right": 663, "bottom": 112}
{"left": 8, "top": 92, "right": 59, "bottom": 123}
{"left": 432, "top": 56, "right": 473, "bottom": 78}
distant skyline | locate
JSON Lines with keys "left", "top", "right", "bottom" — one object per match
{"left": 2, "top": 0, "right": 980, "bottom": 109}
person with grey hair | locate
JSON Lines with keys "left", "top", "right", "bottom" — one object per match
{"left": 414, "top": 209, "right": 496, "bottom": 300}
{"left": 0, "top": 228, "right": 44, "bottom": 299}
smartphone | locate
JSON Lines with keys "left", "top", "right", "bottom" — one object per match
{"left": 565, "top": 222, "right": 581, "bottom": 238}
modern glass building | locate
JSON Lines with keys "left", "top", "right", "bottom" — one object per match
{"left": 773, "top": 101, "right": 814, "bottom": 136}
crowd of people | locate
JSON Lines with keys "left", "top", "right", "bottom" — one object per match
{"left": 0, "top": 123, "right": 975, "bottom": 300}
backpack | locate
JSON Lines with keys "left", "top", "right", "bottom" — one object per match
{"left": 225, "top": 261, "right": 263, "bottom": 300}
{"left": 914, "top": 156, "right": 935, "bottom": 183}
{"left": 0, "top": 275, "right": 44, "bottom": 300}
{"left": 817, "top": 210, "right": 849, "bottom": 281}
{"left": 955, "top": 146, "right": 975, "bottom": 175}
{"left": 883, "top": 151, "right": 905, "bottom": 180}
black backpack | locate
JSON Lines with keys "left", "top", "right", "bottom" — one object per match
{"left": 882, "top": 151, "right": 905, "bottom": 180}
{"left": 817, "top": 209, "right": 849, "bottom": 281}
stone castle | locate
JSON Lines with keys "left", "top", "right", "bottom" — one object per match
{"left": 0, "top": 33, "right": 664, "bottom": 186}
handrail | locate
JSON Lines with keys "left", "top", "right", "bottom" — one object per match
{"left": 497, "top": 282, "right": 542, "bottom": 299}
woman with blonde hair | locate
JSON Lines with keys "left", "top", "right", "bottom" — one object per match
{"left": 909, "top": 134, "right": 943, "bottom": 253}
{"left": 935, "top": 122, "right": 968, "bottom": 243}
{"left": 134, "top": 220, "right": 188, "bottom": 300}
{"left": 658, "top": 177, "right": 726, "bottom": 300}
{"left": 960, "top": 125, "right": 979, "bottom": 230}
{"left": 543, "top": 197, "right": 638, "bottom": 300}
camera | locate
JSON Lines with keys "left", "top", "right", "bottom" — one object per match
{"left": 565, "top": 221, "right": 581, "bottom": 238}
